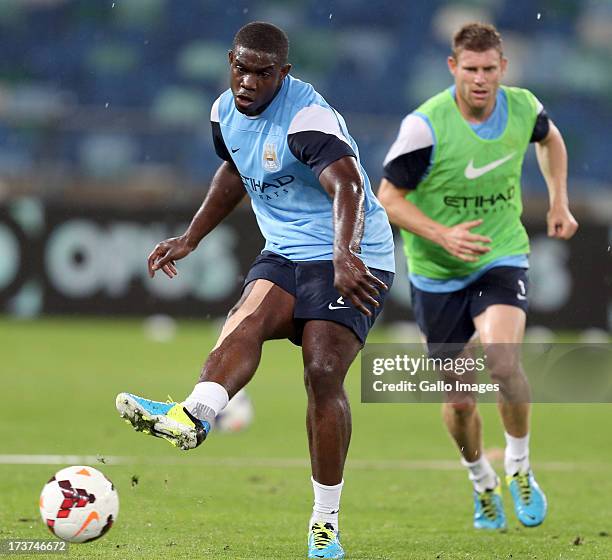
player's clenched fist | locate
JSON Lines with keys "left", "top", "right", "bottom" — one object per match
{"left": 546, "top": 204, "right": 578, "bottom": 240}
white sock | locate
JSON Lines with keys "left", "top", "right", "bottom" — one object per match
{"left": 461, "top": 456, "right": 498, "bottom": 493}
{"left": 183, "top": 381, "right": 229, "bottom": 425}
{"left": 309, "top": 477, "right": 343, "bottom": 532}
{"left": 504, "top": 432, "right": 530, "bottom": 475}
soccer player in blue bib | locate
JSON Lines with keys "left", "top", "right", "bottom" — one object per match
{"left": 116, "top": 22, "right": 394, "bottom": 559}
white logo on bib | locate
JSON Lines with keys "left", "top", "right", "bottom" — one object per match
{"left": 464, "top": 152, "right": 516, "bottom": 180}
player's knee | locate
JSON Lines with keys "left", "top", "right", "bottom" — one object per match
{"left": 303, "top": 358, "right": 344, "bottom": 396}
{"left": 487, "top": 358, "right": 521, "bottom": 383}
{"left": 446, "top": 399, "right": 477, "bottom": 415}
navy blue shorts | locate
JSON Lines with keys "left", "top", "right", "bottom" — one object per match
{"left": 243, "top": 251, "right": 394, "bottom": 346}
{"left": 411, "top": 266, "right": 528, "bottom": 356}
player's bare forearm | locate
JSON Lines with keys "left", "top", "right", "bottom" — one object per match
{"left": 319, "top": 156, "right": 387, "bottom": 316}
{"left": 535, "top": 121, "right": 569, "bottom": 208}
{"left": 535, "top": 122, "right": 578, "bottom": 239}
{"left": 378, "top": 178, "right": 491, "bottom": 262}
{"left": 183, "top": 161, "right": 247, "bottom": 248}
{"left": 319, "top": 157, "right": 365, "bottom": 257}
{"left": 378, "top": 179, "right": 444, "bottom": 243}
{"left": 147, "top": 161, "right": 246, "bottom": 277}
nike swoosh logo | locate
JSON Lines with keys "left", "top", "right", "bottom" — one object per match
{"left": 231, "top": 147, "right": 240, "bottom": 153}
{"left": 73, "top": 511, "right": 99, "bottom": 538}
{"left": 328, "top": 296, "right": 349, "bottom": 310}
{"left": 464, "top": 152, "right": 516, "bottom": 179}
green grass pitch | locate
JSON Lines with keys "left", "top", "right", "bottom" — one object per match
{"left": 1, "top": 318, "right": 611, "bottom": 559}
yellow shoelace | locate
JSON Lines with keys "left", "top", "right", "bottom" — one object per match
{"left": 478, "top": 491, "right": 498, "bottom": 520}
{"left": 515, "top": 473, "right": 532, "bottom": 503}
{"left": 311, "top": 523, "right": 335, "bottom": 549}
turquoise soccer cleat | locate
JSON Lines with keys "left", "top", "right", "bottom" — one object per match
{"left": 115, "top": 393, "right": 209, "bottom": 451}
{"left": 507, "top": 471, "right": 547, "bottom": 527}
{"left": 308, "top": 522, "right": 344, "bottom": 559}
{"left": 473, "top": 482, "right": 507, "bottom": 530}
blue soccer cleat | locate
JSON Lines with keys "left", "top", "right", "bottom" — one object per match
{"left": 473, "top": 482, "right": 507, "bottom": 530}
{"left": 115, "top": 392, "right": 209, "bottom": 451}
{"left": 507, "top": 471, "right": 547, "bottom": 527}
{"left": 308, "top": 522, "right": 344, "bottom": 559}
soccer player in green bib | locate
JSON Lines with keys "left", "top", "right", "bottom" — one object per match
{"left": 379, "top": 23, "right": 578, "bottom": 530}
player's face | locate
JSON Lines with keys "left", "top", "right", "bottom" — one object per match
{"left": 448, "top": 48, "right": 507, "bottom": 117}
{"left": 229, "top": 47, "right": 291, "bottom": 116}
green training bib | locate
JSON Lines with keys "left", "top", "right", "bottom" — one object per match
{"left": 403, "top": 86, "right": 537, "bottom": 279}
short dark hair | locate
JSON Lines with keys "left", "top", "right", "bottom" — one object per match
{"left": 452, "top": 22, "right": 503, "bottom": 58}
{"left": 233, "top": 22, "right": 289, "bottom": 65}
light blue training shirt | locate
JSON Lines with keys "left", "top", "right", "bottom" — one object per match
{"left": 211, "top": 75, "right": 395, "bottom": 273}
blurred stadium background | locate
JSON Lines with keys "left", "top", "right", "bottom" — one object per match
{"left": 0, "top": 0, "right": 609, "bottom": 332}
{"left": 0, "top": 2, "right": 611, "bottom": 558}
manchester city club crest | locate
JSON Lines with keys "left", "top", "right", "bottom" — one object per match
{"left": 263, "top": 142, "right": 281, "bottom": 172}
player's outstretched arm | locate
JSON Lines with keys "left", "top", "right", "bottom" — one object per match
{"left": 378, "top": 178, "right": 491, "bottom": 262}
{"left": 535, "top": 121, "right": 579, "bottom": 240}
{"left": 147, "top": 161, "right": 246, "bottom": 278}
{"left": 319, "top": 156, "right": 388, "bottom": 316}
